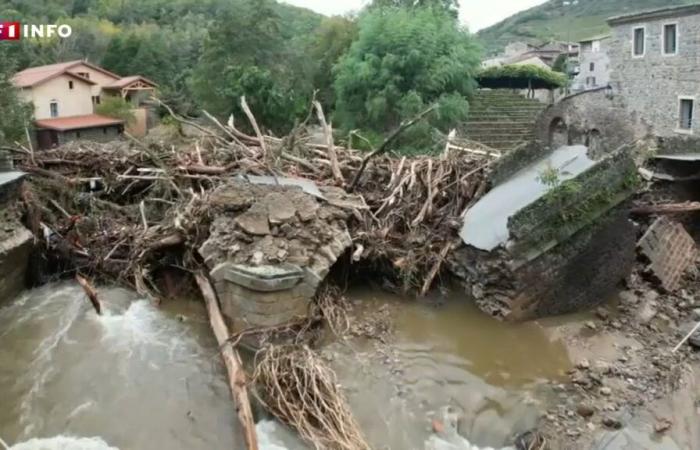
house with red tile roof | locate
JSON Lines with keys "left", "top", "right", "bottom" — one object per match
{"left": 13, "top": 60, "right": 157, "bottom": 149}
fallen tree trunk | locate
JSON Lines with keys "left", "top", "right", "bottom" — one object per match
{"left": 195, "top": 271, "right": 259, "bottom": 450}
{"left": 76, "top": 273, "right": 102, "bottom": 315}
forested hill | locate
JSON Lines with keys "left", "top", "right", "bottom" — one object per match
{"left": 1, "top": 0, "right": 483, "bottom": 154}
{"left": 476, "top": 0, "right": 695, "bottom": 55}
{"left": 0, "top": 0, "right": 322, "bottom": 114}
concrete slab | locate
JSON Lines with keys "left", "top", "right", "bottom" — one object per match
{"left": 220, "top": 263, "right": 304, "bottom": 292}
{"left": 653, "top": 153, "right": 700, "bottom": 161}
{"left": 0, "top": 171, "right": 26, "bottom": 187}
{"left": 460, "top": 145, "right": 595, "bottom": 251}
{"left": 242, "top": 175, "right": 325, "bottom": 200}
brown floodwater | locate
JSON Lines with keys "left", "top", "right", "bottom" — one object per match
{"left": 0, "top": 283, "right": 574, "bottom": 450}
{"left": 327, "top": 287, "right": 573, "bottom": 449}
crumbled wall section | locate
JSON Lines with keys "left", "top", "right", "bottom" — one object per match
{"left": 199, "top": 181, "right": 354, "bottom": 332}
{"left": 0, "top": 227, "right": 33, "bottom": 302}
{"left": 638, "top": 217, "right": 697, "bottom": 291}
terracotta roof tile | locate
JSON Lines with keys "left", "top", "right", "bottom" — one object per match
{"left": 13, "top": 61, "right": 97, "bottom": 88}
{"left": 35, "top": 114, "right": 124, "bottom": 131}
{"left": 105, "top": 75, "right": 158, "bottom": 89}
{"left": 12, "top": 60, "right": 123, "bottom": 88}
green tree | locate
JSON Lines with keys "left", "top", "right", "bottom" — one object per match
{"left": 308, "top": 16, "right": 358, "bottom": 110}
{"left": 334, "top": 7, "right": 480, "bottom": 150}
{"left": 371, "top": 0, "right": 460, "bottom": 17}
{"left": 552, "top": 54, "right": 568, "bottom": 73}
{"left": 0, "top": 46, "right": 33, "bottom": 145}
{"left": 190, "top": 0, "right": 309, "bottom": 133}
{"left": 96, "top": 96, "right": 136, "bottom": 124}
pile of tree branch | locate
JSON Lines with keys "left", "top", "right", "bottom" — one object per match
{"left": 16, "top": 98, "right": 492, "bottom": 297}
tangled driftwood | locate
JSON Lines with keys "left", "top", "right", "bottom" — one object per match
{"left": 253, "top": 345, "right": 371, "bottom": 450}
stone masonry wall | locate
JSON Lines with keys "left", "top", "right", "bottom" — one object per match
{"left": 536, "top": 88, "right": 650, "bottom": 153}
{"left": 57, "top": 125, "right": 122, "bottom": 146}
{"left": 199, "top": 181, "right": 354, "bottom": 332}
{"left": 608, "top": 11, "right": 700, "bottom": 137}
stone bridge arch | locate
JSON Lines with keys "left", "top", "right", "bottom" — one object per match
{"left": 535, "top": 88, "right": 649, "bottom": 155}
{"left": 548, "top": 117, "right": 569, "bottom": 148}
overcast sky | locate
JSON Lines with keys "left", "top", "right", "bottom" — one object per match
{"left": 281, "top": 0, "right": 547, "bottom": 31}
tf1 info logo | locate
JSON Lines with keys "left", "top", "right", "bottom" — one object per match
{"left": 0, "top": 22, "right": 73, "bottom": 40}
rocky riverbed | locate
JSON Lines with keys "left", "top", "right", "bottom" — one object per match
{"left": 538, "top": 266, "right": 700, "bottom": 449}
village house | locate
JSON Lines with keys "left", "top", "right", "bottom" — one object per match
{"left": 482, "top": 40, "right": 579, "bottom": 70}
{"left": 572, "top": 34, "right": 611, "bottom": 92}
{"left": 12, "top": 60, "right": 157, "bottom": 149}
{"left": 607, "top": 4, "right": 700, "bottom": 136}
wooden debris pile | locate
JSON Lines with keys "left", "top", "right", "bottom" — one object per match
{"left": 14, "top": 100, "right": 492, "bottom": 297}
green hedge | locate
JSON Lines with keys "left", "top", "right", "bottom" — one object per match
{"left": 476, "top": 64, "right": 567, "bottom": 90}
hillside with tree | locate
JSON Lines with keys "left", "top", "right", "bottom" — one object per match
{"left": 477, "top": 0, "right": 695, "bottom": 55}
{"left": 0, "top": 0, "right": 481, "bottom": 152}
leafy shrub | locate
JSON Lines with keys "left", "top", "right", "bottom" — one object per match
{"left": 477, "top": 64, "right": 567, "bottom": 89}
{"left": 96, "top": 96, "right": 136, "bottom": 124}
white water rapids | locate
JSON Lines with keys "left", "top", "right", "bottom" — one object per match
{"left": 0, "top": 283, "right": 572, "bottom": 450}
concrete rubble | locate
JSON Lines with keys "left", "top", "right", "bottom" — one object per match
{"left": 638, "top": 217, "right": 697, "bottom": 291}
{"left": 0, "top": 164, "right": 33, "bottom": 302}
{"left": 199, "top": 179, "right": 355, "bottom": 332}
{"left": 451, "top": 142, "right": 640, "bottom": 320}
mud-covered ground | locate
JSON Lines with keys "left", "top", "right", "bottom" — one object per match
{"left": 338, "top": 259, "right": 700, "bottom": 450}
{"left": 539, "top": 265, "right": 700, "bottom": 450}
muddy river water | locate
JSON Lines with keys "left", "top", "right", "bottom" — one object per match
{"left": 0, "top": 283, "right": 575, "bottom": 450}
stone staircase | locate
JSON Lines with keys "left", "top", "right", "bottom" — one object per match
{"left": 464, "top": 90, "right": 546, "bottom": 151}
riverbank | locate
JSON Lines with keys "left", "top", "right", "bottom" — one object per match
{"left": 538, "top": 267, "right": 700, "bottom": 449}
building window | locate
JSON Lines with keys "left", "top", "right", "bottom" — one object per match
{"left": 663, "top": 23, "right": 678, "bottom": 55}
{"left": 68, "top": 80, "right": 74, "bottom": 90}
{"left": 589, "top": 62, "right": 595, "bottom": 71}
{"left": 77, "top": 72, "right": 90, "bottom": 79}
{"left": 592, "top": 40, "right": 600, "bottom": 52}
{"left": 92, "top": 95, "right": 101, "bottom": 105}
{"left": 679, "top": 98, "right": 694, "bottom": 130}
{"left": 49, "top": 101, "right": 58, "bottom": 118}
{"left": 633, "top": 27, "right": 645, "bottom": 57}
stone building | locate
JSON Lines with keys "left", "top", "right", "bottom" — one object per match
{"left": 607, "top": 4, "right": 700, "bottom": 137}
{"left": 572, "top": 34, "right": 611, "bottom": 92}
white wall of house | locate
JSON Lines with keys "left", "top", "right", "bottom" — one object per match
{"left": 25, "top": 74, "right": 94, "bottom": 120}
{"left": 69, "top": 63, "right": 119, "bottom": 97}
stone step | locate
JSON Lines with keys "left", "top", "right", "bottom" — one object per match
{"left": 467, "top": 124, "right": 536, "bottom": 131}
{"left": 467, "top": 115, "right": 540, "bottom": 122}
{"left": 466, "top": 122, "right": 535, "bottom": 130}
{"left": 469, "top": 106, "right": 544, "bottom": 112}
{"left": 465, "top": 130, "right": 535, "bottom": 139}
{"left": 467, "top": 134, "right": 534, "bottom": 142}
{"left": 468, "top": 135, "right": 533, "bottom": 144}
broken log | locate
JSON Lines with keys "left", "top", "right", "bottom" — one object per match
{"left": 313, "top": 101, "right": 344, "bottom": 185}
{"left": 75, "top": 274, "right": 102, "bottom": 315}
{"left": 241, "top": 96, "right": 267, "bottom": 159}
{"left": 349, "top": 105, "right": 437, "bottom": 191}
{"left": 632, "top": 201, "right": 700, "bottom": 215}
{"left": 195, "top": 272, "right": 259, "bottom": 450}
